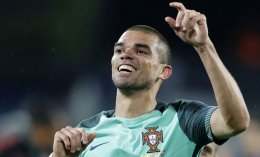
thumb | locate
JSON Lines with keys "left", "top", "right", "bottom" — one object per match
{"left": 165, "top": 16, "right": 177, "bottom": 28}
{"left": 87, "top": 132, "right": 96, "bottom": 143}
{"left": 76, "top": 128, "right": 96, "bottom": 145}
{"left": 165, "top": 16, "right": 181, "bottom": 36}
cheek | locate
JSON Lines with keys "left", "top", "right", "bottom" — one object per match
{"left": 111, "top": 56, "right": 119, "bottom": 76}
{"left": 141, "top": 61, "right": 159, "bottom": 78}
{"left": 147, "top": 59, "right": 157, "bottom": 69}
{"left": 111, "top": 55, "right": 117, "bottom": 67}
{"left": 111, "top": 55, "right": 115, "bottom": 65}
{"left": 145, "top": 59, "right": 152, "bottom": 68}
{"left": 149, "top": 62, "right": 162, "bottom": 75}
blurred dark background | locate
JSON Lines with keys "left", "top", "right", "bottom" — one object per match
{"left": 0, "top": 0, "right": 259, "bottom": 156}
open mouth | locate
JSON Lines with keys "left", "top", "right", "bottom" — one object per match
{"left": 118, "top": 64, "right": 136, "bottom": 73}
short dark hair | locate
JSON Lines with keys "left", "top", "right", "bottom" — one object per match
{"left": 126, "top": 25, "right": 172, "bottom": 65}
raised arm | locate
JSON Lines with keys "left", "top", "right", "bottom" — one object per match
{"left": 165, "top": 2, "right": 250, "bottom": 139}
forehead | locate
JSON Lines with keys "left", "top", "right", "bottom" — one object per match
{"left": 116, "top": 30, "right": 159, "bottom": 47}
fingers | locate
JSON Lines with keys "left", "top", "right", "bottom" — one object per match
{"left": 165, "top": 16, "right": 175, "bottom": 28}
{"left": 175, "top": 9, "right": 185, "bottom": 27}
{"left": 66, "top": 126, "right": 82, "bottom": 152}
{"left": 59, "top": 127, "right": 78, "bottom": 153}
{"left": 165, "top": 16, "right": 180, "bottom": 36}
{"left": 169, "top": 2, "right": 186, "bottom": 11}
{"left": 53, "top": 126, "right": 96, "bottom": 155}
{"left": 166, "top": 2, "right": 205, "bottom": 31}
{"left": 182, "top": 11, "right": 201, "bottom": 31}
{"left": 54, "top": 130, "right": 71, "bottom": 150}
{"left": 87, "top": 132, "right": 96, "bottom": 143}
{"left": 169, "top": 2, "right": 185, "bottom": 28}
{"left": 196, "top": 14, "right": 207, "bottom": 26}
{"left": 76, "top": 128, "right": 96, "bottom": 145}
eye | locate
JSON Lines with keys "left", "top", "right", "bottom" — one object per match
{"left": 114, "top": 48, "right": 123, "bottom": 54}
{"left": 137, "top": 50, "right": 146, "bottom": 54}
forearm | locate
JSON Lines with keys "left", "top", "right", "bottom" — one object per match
{"left": 194, "top": 39, "right": 250, "bottom": 137}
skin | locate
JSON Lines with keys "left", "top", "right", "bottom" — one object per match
{"left": 112, "top": 30, "right": 172, "bottom": 118}
{"left": 50, "top": 2, "right": 250, "bottom": 157}
{"left": 200, "top": 143, "right": 219, "bottom": 157}
{"left": 165, "top": 2, "right": 250, "bottom": 139}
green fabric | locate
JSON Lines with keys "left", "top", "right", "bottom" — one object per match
{"left": 79, "top": 105, "right": 199, "bottom": 157}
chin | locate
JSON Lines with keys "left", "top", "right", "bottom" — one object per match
{"left": 113, "top": 81, "right": 131, "bottom": 89}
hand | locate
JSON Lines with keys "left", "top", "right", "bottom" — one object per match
{"left": 52, "top": 126, "right": 96, "bottom": 157}
{"left": 165, "top": 2, "right": 210, "bottom": 47}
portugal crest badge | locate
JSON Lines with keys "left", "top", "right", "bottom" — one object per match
{"left": 142, "top": 126, "right": 163, "bottom": 153}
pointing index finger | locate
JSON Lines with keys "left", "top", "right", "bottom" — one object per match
{"left": 169, "top": 2, "right": 186, "bottom": 11}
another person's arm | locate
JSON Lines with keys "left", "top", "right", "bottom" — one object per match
{"left": 165, "top": 2, "right": 250, "bottom": 140}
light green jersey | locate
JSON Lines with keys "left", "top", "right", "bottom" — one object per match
{"left": 78, "top": 99, "right": 221, "bottom": 157}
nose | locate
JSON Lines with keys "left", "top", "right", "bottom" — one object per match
{"left": 120, "top": 49, "right": 134, "bottom": 60}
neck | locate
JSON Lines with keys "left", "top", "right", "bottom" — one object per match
{"left": 115, "top": 85, "right": 159, "bottom": 118}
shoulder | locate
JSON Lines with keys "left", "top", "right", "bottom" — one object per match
{"left": 171, "top": 99, "right": 207, "bottom": 108}
{"left": 156, "top": 99, "right": 211, "bottom": 112}
{"left": 157, "top": 99, "right": 217, "bottom": 123}
{"left": 77, "top": 109, "right": 115, "bottom": 128}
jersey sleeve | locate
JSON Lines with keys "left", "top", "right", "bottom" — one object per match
{"left": 170, "top": 99, "right": 226, "bottom": 145}
{"left": 77, "top": 110, "right": 115, "bottom": 128}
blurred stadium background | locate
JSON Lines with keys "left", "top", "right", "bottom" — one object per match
{"left": 0, "top": 0, "right": 259, "bottom": 156}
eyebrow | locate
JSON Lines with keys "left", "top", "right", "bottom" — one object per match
{"left": 114, "top": 42, "right": 123, "bottom": 47}
{"left": 114, "top": 42, "right": 152, "bottom": 52}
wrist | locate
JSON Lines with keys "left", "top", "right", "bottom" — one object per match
{"left": 194, "top": 39, "right": 214, "bottom": 54}
{"left": 194, "top": 37, "right": 211, "bottom": 47}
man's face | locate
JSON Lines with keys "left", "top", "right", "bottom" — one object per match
{"left": 111, "top": 30, "right": 164, "bottom": 91}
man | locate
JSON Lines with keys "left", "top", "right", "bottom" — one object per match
{"left": 49, "top": 2, "right": 250, "bottom": 157}
{"left": 200, "top": 142, "right": 219, "bottom": 157}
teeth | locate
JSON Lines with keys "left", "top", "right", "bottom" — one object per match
{"left": 119, "top": 65, "right": 135, "bottom": 72}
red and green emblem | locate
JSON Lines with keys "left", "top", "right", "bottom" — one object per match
{"left": 142, "top": 126, "right": 163, "bottom": 153}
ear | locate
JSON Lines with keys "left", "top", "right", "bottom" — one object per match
{"left": 159, "top": 65, "right": 172, "bottom": 80}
